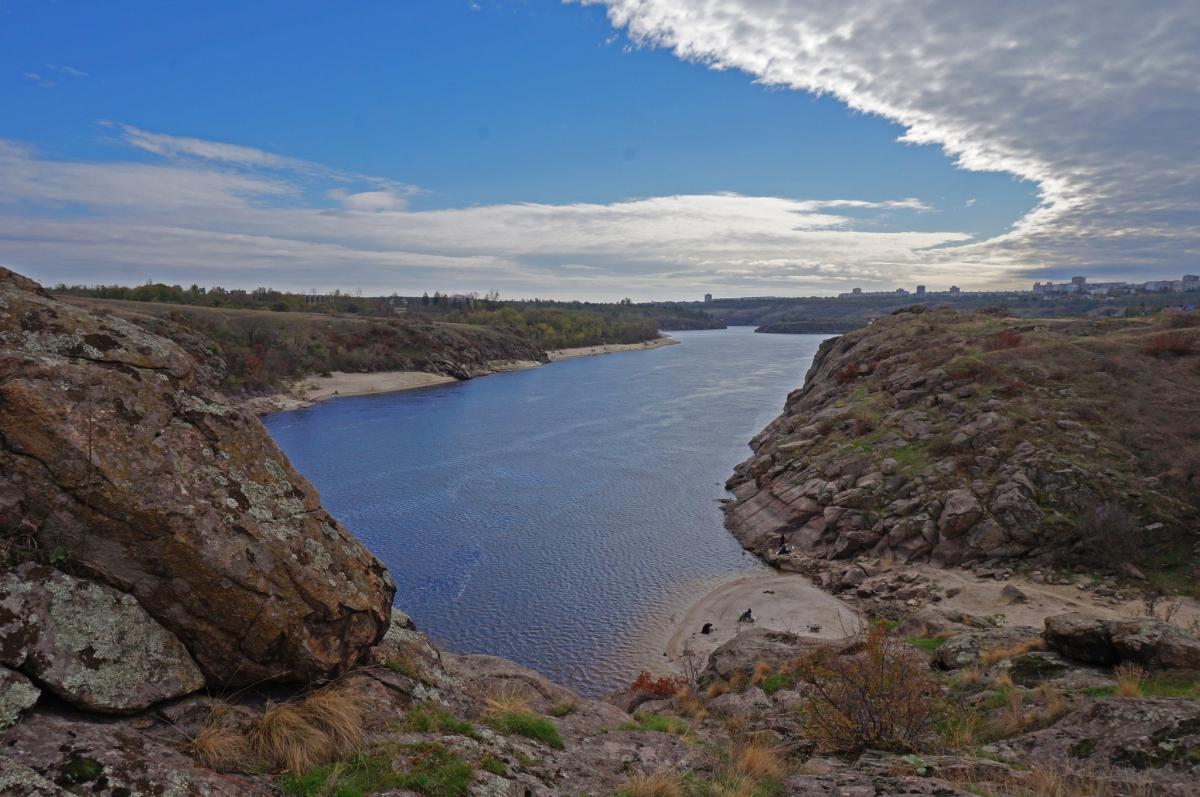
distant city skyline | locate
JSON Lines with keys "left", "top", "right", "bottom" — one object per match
{"left": 1, "top": 1, "right": 1196, "bottom": 301}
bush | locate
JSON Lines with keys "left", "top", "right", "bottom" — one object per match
{"left": 792, "top": 623, "right": 940, "bottom": 753}
{"left": 981, "top": 330, "right": 1022, "bottom": 351}
{"left": 1143, "top": 332, "right": 1197, "bottom": 357}
{"left": 1074, "top": 501, "right": 1140, "bottom": 569}
{"left": 834, "top": 362, "right": 861, "bottom": 384}
{"left": 629, "top": 671, "right": 687, "bottom": 699}
{"left": 996, "top": 376, "right": 1026, "bottom": 397}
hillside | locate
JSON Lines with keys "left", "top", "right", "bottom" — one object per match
{"left": 58, "top": 297, "right": 549, "bottom": 397}
{"left": 724, "top": 305, "right": 1200, "bottom": 595}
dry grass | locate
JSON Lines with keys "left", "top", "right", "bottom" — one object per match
{"left": 186, "top": 721, "right": 249, "bottom": 772}
{"left": 249, "top": 702, "right": 334, "bottom": 773}
{"left": 709, "top": 773, "right": 760, "bottom": 797}
{"left": 299, "top": 687, "right": 364, "bottom": 756}
{"left": 731, "top": 738, "right": 785, "bottom": 780}
{"left": 483, "top": 686, "right": 532, "bottom": 718}
{"left": 749, "top": 662, "right": 773, "bottom": 686}
{"left": 1034, "top": 684, "right": 1072, "bottom": 723}
{"left": 960, "top": 667, "right": 984, "bottom": 686}
{"left": 948, "top": 761, "right": 1157, "bottom": 797}
{"left": 705, "top": 680, "right": 731, "bottom": 700}
{"left": 728, "top": 671, "right": 749, "bottom": 690}
{"left": 980, "top": 639, "right": 1047, "bottom": 667}
{"left": 673, "top": 687, "right": 707, "bottom": 722}
{"left": 1115, "top": 662, "right": 1147, "bottom": 697}
{"left": 621, "top": 769, "right": 683, "bottom": 797}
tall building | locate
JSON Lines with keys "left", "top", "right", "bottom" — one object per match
{"left": 704, "top": 293, "right": 712, "bottom": 302}
{"left": 916, "top": 285, "right": 926, "bottom": 297}
{"left": 949, "top": 286, "right": 961, "bottom": 296}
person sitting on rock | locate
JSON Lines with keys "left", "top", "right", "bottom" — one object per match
{"left": 701, "top": 622, "right": 713, "bottom": 635}
{"left": 738, "top": 608, "right": 755, "bottom": 623}
{"left": 776, "top": 534, "right": 790, "bottom": 556}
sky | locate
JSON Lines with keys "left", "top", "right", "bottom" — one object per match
{"left": 0, "top": 0, "right": 1195, "bottom": 301}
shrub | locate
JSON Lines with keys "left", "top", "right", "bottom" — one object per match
{"left": 946, "top": 356, "right": 984, "bottom": 380}
{"left": 982, "top": 330, "right": 1022, "bottom": 351}
{"left": 850, "top": 416, "right": 875, "bottom": 437}
{"left": 1075, "top": 502, "right": 1140, "bottom": 569}
{"left": 792, "top": 623, "right": 940, "bottom": 753}
{"left": 996, "top": 376, "right": 1026, "bottom": 397}
{"left": 630, "top": 671, "right": 688, "bottom": 699}
{"left": 1143, "top": 332, "right": 1197, "bottom": 357}
{"left": 834, "top": 362, "right": 861, "bottom": 384}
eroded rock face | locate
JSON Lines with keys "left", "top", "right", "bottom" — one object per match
{"left": 1043, "top": 613, "right": 1200, "bottom": 670}
{"left": 0, "top": 564, "right": 203, "bottom": 713}
{"left": 0, "top": 268, "right": 394, "bottom": 685}
{"left": 1000, "top": 698, "right": 1200, "bottom": 790}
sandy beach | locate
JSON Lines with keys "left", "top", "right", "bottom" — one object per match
{"left": 652, "top": 559, "right": 1200, "bottom": 677}
{"left": 547, "top": 335, "right": 679, "bottom": 361}
{"left": 644, "top": 570, "right": 859, "bottom": 676}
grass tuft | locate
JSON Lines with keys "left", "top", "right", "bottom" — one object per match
{"left": 620, "top": 769, "right": 684, "bottom": 797}
{"left": 250, "top": 702, "right": 334, "bottom": 774}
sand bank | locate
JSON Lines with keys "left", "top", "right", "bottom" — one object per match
{"left": 656, "top": 570, "right": 858, "bottom": 673}
{"left": 547, "top": 336, "right": 678, "bottom": 361}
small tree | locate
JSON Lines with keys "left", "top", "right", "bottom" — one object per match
{"left": 792, "top": 622, "right": 939, "bottom": 753}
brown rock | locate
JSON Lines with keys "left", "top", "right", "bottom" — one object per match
{"left": 1111, "top": 618, "right": 1200, "bottom": 670}
{"left": 0, "top": 267, "right": 394, "bottom": 686}
{"left": 938, "top": 490, "right": 984, "bottom": 538}
{"left": 1043, "top": 613, "right": 1118, "bottom": 665}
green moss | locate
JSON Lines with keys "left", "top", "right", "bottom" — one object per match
{"left": 487, "top": 712, "right": 563, "bottom": 749}
{"left": 55, "top": 758, "right": 102, "bottom": 787}
{"left": 281, "top": 746, "right": 474, "bottom": 797}
{"left": 759, "top": 672, "right": 797, "bottom": 695}
{"left": 399, "top": 706, "right": 479, "bottom": 740}
{"left": 548, "top": 702, "right": 575, "bottom": 717}
{"left": 906, "top": 636, "right": 947, "bottom": 652}
{"left": 617, "top": 712, "right": 693, "bottom": 739}
{"left": 1068, "top": 738, "right": 1097, "bottom": 759}
{"left": 1006, "top": 654, "right": 1071, "bottom": 688}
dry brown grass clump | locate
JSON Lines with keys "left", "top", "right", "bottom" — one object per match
{"left": 484, "top": 685, "right": 532, "bottom": 717}
{"left": 750, "top": 661, "right": 773, "bottom": 686}
{"left": 621, "top": 768, "right": 683, "bottom": 797}
{"left": 673, "top": 687, "right": 707, "bottom": 721}
{"left": 299, "top": 687, "right": 364, "bottom": 755}
{"left": 1115, "top": 662, "right": 1147, "bottom": 697}
{"left": 186, "top": 704, "right": 249, "bottom": 773}
{"left": 792, "top": 622, "right": 939, "bottom": 753}
{"left": 705, "top": 679, "right": 731, "bottom": 700}
{"left": 250, "top": 702, "right": 334, "bottom": 773}
{"left": 993, "top": 673, "right": 1014, "bottom": 688}
{"left": 980, "top": 639, "right": 1047, "bottom": 667}
{"left": 731, "top": 738, "right": 785, "bottom": 780}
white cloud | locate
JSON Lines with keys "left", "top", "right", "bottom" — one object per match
{"left": 0, "top": 132, "right": 974, "bottom": 299}
{"left": 46, "top": 64, "right": 88, "bottom": 77}
{"left": 571, "top": 0, "right": 1200, "bottom": 280}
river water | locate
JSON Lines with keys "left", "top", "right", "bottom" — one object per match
{"left": 262, "top": 327, "right": 827, "bottom": 695}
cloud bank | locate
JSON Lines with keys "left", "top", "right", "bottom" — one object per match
{"left": 0, "top": 129, "right": 984, "bottom": 299}
{"left": 574, "top": 0, "right": 1200, "bottom": 279}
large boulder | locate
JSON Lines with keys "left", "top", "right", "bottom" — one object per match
{"left": 0, "top": 710, "right": 260, "bottom": 797}
{"left": 0, "top": 564, "right": 203, "bottom": 713}
{"left": 1044, "top": 613, "right": 1200, "bottom": 669}
{"left": 0, "top": 268, "right": 394, "bottom": 685}
{"left": 1042, "top": 613, "right": 1118, "bottom": 665}
{"left": 999, "top": 698, "right": 1200, "bottom": 792}
{"left": 704, "top": 629, "right": 824, "bottom": 681}
{"left": 938, "top": 490, "right": 983, "bottom": 538}
{"left": 933, "top": 626, "right": 1043, "bottom": 670}
{"left": 1113, "top": 618, "right": 1200, "bottom": 670}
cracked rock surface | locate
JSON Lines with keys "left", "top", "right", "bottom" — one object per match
{"left": 0, "top": 267, "right": 394, "bottom": 686}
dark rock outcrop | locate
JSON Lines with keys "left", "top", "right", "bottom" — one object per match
{"left": 0, "top": 267, "right": 394, "bottom": 686}
{"left": 0, "top": 564, "right": 203, "bottom": 713}
{"left": 1044, "top": 613, "right": 1200, "bottom": 670}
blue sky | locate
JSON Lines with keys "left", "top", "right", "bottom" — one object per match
{"left": 0, "top": 0, "right": 1194, "bottom": 299}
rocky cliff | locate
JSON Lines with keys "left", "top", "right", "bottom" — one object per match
{"left": 724, "top": 306, "right": 1199, "bottom": 578}
{"left": 0, "top": 267, "right": 394, "bottom": 686}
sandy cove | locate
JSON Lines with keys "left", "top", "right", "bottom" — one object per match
{"left": 547, "top": 335, "right": 679, "bottom": 361}
{"left": 242, "top": 335, "right": 679, "bottom": 414}
{"left": 655, "top": 560, "right": 1200, "bottom": 677}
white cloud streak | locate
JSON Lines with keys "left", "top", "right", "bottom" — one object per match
{"left": 0, "top": 133, "right": 976, "bottom": 298}
{"left": 572, "top": 0, "right": 1200, "bottom": 280}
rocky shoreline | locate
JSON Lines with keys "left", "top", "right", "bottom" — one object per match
{"left": 4, "top": 272, "right": 1200, "bottom": 797}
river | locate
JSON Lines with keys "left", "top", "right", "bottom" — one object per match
{"left": 262, "top": 327, "right": 828, "bottom": 695}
